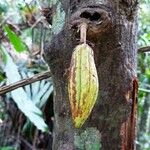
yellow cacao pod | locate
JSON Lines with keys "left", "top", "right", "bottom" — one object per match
{"left": 68, "top": 43, "right": 99, "bottom": 128}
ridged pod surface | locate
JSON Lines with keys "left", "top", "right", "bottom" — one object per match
{"left": 68, "top": 43, "right": 99, "bottom": 128}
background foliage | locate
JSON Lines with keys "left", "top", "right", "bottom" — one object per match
{"left": 0, "top": 0, "right": 150, "bottom": 149}
{"left": 137, "top": 1, "right": 150, "bottom": 150}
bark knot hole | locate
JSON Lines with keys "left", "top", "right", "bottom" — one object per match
{"left": 80, "top": 11, "right": 101, "bottom": 21}
{"left": 70, "top": 6, "right": 112, "bottom": 40}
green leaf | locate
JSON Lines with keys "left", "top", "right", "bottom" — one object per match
{"left": 3, "top": 48, "right": 48, "bottom": 132}
{"left": 20, "top": 71, "right": 53, "bottom": 108}
{"left": 0, "top": 72, "right": 5, "bottom": 81}
{"left": 0, "top": 147, "right": 14, "bottom": 150}
{"left": 139, "top": 88, "right": 150, "bottom": 93}
{"left": 3, "top": 25, "right": 28, "bottom": 53}
{"left": 0, "top": 46, "right": 7, "bottom": 64}
{"left": 0, "top": 1, "right": 8, "bottom": 14}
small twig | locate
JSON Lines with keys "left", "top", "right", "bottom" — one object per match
{"left": 0, "top": 71, "right": 51, "bottom": 95}
{"left": 23, "top": 0, "right": 33, "bottom": 15}
{"left": 30, "top": 16, "right": 46, "bottom": 29}
{"left": 15, "top": 114, "right": 22, "bottom": 150}
{"left": 33, "top": 129, "right": 39, "bottom": 150}
{"left": 20, "top": 137, "right": 34, "bottom": 150}
{"left": 138, "top": 46, "right": 150, "bottom": 53}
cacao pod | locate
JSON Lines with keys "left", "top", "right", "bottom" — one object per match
{"left": 68, "top": 43, "right": 99, "bottom": 128}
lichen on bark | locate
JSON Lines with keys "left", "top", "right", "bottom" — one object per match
{"left": 74, "top": 128, "right": 101, "bottom": 150}
{"left": 51, "top": 1, "right": 66, "bottom": 35}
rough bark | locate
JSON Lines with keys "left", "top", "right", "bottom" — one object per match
{"left": 43, "top": 0, "right": 138, "bottom": 149}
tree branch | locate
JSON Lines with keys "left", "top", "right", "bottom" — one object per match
{"left": 138, "top": 46, "right": 150, "bottom": 53}
{"left": 0, "top": 71, "right": 51, "bottom": 95}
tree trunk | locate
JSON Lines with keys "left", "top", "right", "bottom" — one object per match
{"left": 43, "top": 0, "right": 138, "bottom": 149}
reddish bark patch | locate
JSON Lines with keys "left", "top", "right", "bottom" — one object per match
{"left": 121, "top": 77, "right": 138, "bottom": 150}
